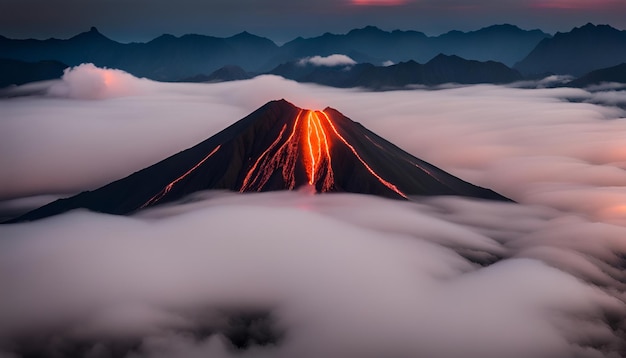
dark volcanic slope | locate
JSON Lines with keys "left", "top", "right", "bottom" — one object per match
{"left": 7, "top": 100, "right": 509, "bottom": 223}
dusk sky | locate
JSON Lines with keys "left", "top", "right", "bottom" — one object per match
{"left": 2, "top": 0, "right": 625, "bottom": 43}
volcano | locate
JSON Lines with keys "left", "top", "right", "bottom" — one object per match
{"left": 7, "top": 99, "right": 509, "bottom": 223}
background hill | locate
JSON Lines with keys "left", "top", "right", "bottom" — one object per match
{"left": 0, "top": 24, "right": 547, "bottom": 83}
{"left": 515, "top": 23, "right": 626, "bottom": 76}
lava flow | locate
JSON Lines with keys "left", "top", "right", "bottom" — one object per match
{"left": 239, "top": 109, "right": 338, "bottom": 193}
{"left": 129, "top": 107, "right": 416, "bottom": 206}
{"left": 304, "top": 111, "right": 334, "bottom": 191}
{"left": 141, "top": 145, "right": 221, "bottom": 208}
{"left": 319, "top": 111, "right": 407, "bottom": 198}
{"left": 7, "top": 99, "right": 510, "bottom": 223}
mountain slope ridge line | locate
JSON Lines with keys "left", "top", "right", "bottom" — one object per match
{"left": 4, "top": 99, "right": 510, "bottom": 223}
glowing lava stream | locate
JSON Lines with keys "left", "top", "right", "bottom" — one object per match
{"left": 240, "top": 110, "right": 305, "bottom": 191}
{"left": 144, "top": 108, "right": 406, "bottom": 206}
{"left": 319, "top": 111, "right": 408, "bottom": 198}
{"left": 141, "top": 144, "right": 221, "bottom": 208}
{"left": 240, "top": 124, "right": 288, "bottom": 191}
{"left": 305, "top": 111, "right": 334, "bottom": 189}
{"left": 240, "top": 109, "right": 404, "bottom": 196}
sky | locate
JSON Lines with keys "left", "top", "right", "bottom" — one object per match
{"left": 0, "top": 66, "right": 625, "bottom": 356}
{"left": 1, "top": 0, "right": 625, "bottom": 43}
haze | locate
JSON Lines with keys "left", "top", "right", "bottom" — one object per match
{"left": 0, "top": 65, "right": 625, "bottom": 357}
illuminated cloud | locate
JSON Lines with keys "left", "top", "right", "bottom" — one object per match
{"left": 1, "top": 66, "right": 625, "bottom": 357}
{"left": 297, "top": 54, "right": 357, "bottom": 67}
{"left": 47, "top": 63, "right": 151, "bottom": 99}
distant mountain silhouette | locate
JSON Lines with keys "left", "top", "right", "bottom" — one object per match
{"left": 357, "top": 54, "right": 522, "bottom": 87}
{"left": 270, "top": 24, "right": 548, "bottom": 69}
{"left": 435, "top": 24, "right": 550, "bottom": 66}
{"left": 269, "top": 54, "right": 522, "bottom": 88}
{"left": 5, "top": 99, "right": 509, "bottom": 223}
{"left": 0, "top": 27, "right": 279, "bottom": 81}
{"left": 515, "top": 23, "right": 626, "bottom": 76}
{"left": 268, "top": 61, "right": 372, "bottom": 87}
{"left": 568, "top": 62, "right": 626, "bottom": 87}
{"left": 266, "top": 26, "right": 430, "bottom": 69}
{"left": 0, "top": 24, "right": 547, "bottom": 83}
{"left": 180, "top": 65, "right": 251, "bottom": 83}
{"left": 0, "top": 58, "right": 67, "bottom": 87}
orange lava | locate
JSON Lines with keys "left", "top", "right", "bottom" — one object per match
{"left": 241, "top": 124, "right": 288, "bottom": 191}
{"left": 241, "top": 110, "right": 305, "bottom": 191}
{"left": 240, "top": 109, "right": 337, "bottom": 192}
{"left": 141, "top": 144, "right": 221, "bottom": 208}
{"left": 320, "top": 111, "right": 407, "bottom": 198}
{"left": 304, "top": 111, "right": 333, "bottom": 188}
{"left": 143, "top": 107, "right": 407, "bottom": 207}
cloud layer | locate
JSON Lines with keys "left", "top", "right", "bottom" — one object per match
{"left": 297, "top": 54, "right": 357, "bottom": 67}
{"left": 0, "top": 66, "right": 625, "bottom": 357}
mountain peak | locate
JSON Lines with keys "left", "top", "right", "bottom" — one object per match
{"left": 480, "top": 24, "right": 522, "bottom": 32}
{"left": 348, "top": 26, "right": 386, "bottom": 35}
{"left": 71, "top": 26, "right": 111, "bottom": 42}
{"left": 6, "top": 99, "right": 509, "bottom": 223}
{"left": 573, "top": 23, "right": 619, "bottom": 33}
{"left": 428, "top": 53, "right": 465, "bottom": 63}
{"left": 515, "top": 23, "right": 626, "bottom": 76}
{"left": 230, "top": 31, "right": 257, "bottom": 39}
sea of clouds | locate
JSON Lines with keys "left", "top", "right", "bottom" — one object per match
{"left": 0, "top": 64, "right": 625, "bottom": 357}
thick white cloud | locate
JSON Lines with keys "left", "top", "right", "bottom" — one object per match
{"left": 0, "top": 66, "right": 625, "bottom": 357}
{"left": 297, "top": 54, "right": 357, "bottom": 67}
{"left": 48, "top": 63, "right": 152, "bottom": 99}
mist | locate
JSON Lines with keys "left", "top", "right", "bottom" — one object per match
{"left": 0, "top": 64, "right": 624, "bottom": 357}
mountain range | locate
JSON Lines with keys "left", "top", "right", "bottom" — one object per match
{"left": 5, "top": 100, "right": 509, "bottom": 223}
{"left": 514, "top": 23, "right": 626, "bottom": 76}
{"left": 0, "top": 27, "right": 278, "bottom": 81}
{"left": 0, "top": 24, "right": 547, "bottom": 82}
{"left": 270, "top": 54, "right": 522, "bottom": 88}
{"left": 270, "top": 24, "right": 548, "bottom": 69}
{"left": 1, "top": 23, "right": 625, "bottom": 88}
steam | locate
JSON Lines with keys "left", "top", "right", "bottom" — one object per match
{"left": 1, "top": 66, "right": 625, "bottom": 357}
{"left": 297, "top": 54, "right": 357, "bottom": 67}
